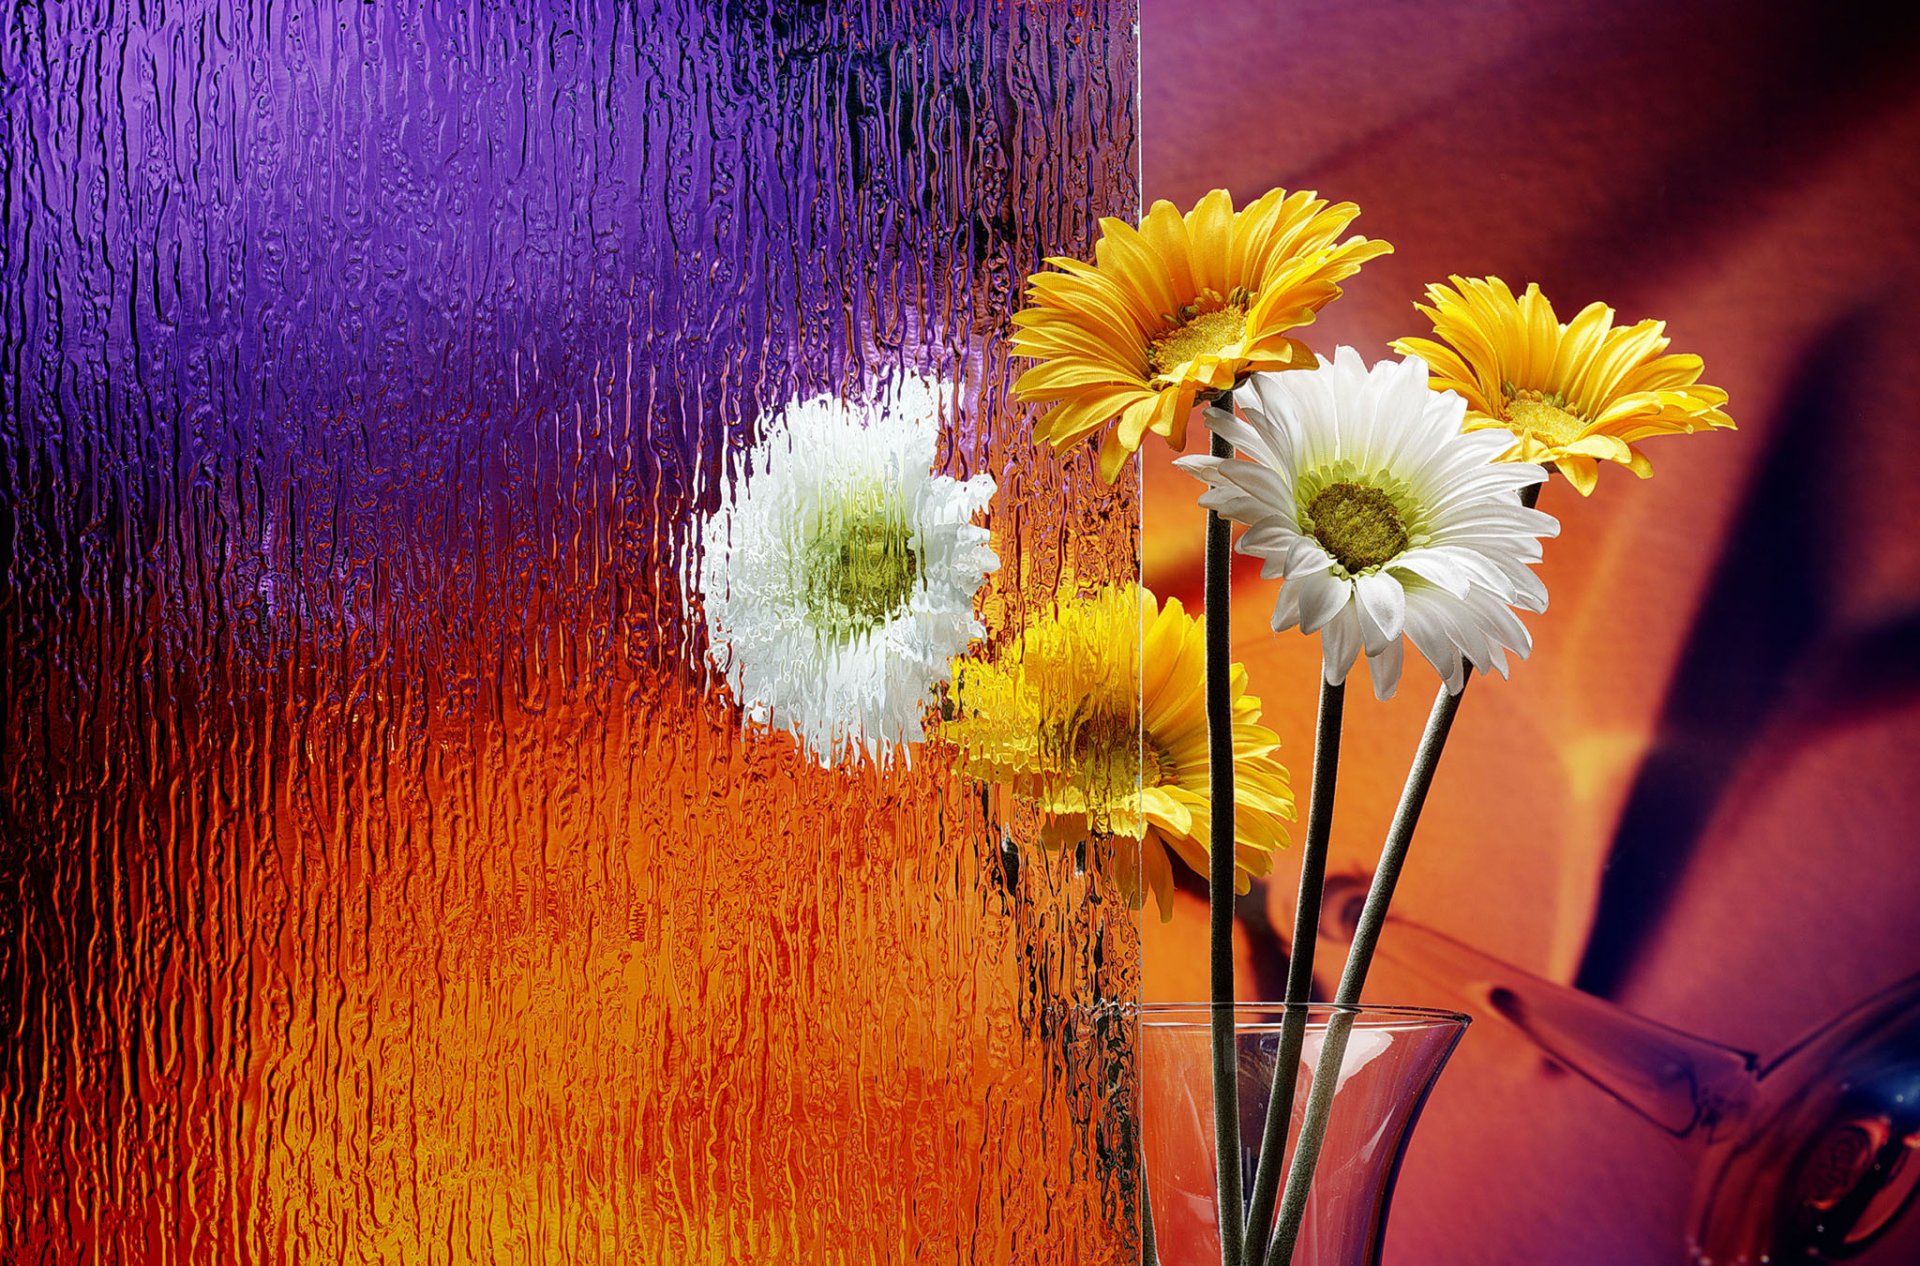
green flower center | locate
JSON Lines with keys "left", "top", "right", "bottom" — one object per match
{"left": 1503, "top": 387, "right": 1588, "bottom": 446}
{"left": 1301, "top": 480, "right": 1410, "bottom": 574}
{"left": 801, "top": 494, "right": 921, "bottom": 643}
{"left": 1145, "top": 288, "right": 1249, "bottom": 382}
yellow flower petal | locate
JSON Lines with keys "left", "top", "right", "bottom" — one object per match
{"left": 1009, "top": 189, "right": 1390, "bottom": 482}
{"left": 1396, "top": 275, "right": 1733, "bottom": 493}
{"left": 944, "top": 584, "right": 1294, "bottom": 920}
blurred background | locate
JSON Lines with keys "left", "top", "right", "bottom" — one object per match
{"left": 1136, "top": 1, "right": 1920, "bottom": 1261}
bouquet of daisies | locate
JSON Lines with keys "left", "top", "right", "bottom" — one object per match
{"left": 689, "top": 185, "right": 1729, "bottom": 1265}
{"left": 1004, "top": 189, "right": 1731, "bottom": 1265}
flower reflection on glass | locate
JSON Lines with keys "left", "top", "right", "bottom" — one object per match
{"left": 696, "top": 373, "right": 999, "bottom": 767}
{"left": 1390, "top": 275, "right": 1735, "bottom": 495}
{"left": 946, "top": 584, "right": 1293, "bottom": 919}
{"left": 1178, "top": 348, "right": 1560, "bottom": 701}
{"left": 1009, "top": 188, "right": 1391, "bottom": 482}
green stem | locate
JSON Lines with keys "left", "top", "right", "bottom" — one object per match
{"left": 1265, "top": 679, "right": 1468, "bottom": 1266}
{"left": 1243, "top": 679, "right": 1345, "bottom": 1263}
{"left": 1204, "top": 424, "right": 1245, "bottom": 1266}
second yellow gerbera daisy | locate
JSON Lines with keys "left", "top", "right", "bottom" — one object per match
{"left": 1391, "top": 276, "right": 1733, "bottom": 495}
{"left": 946, "top": 584, "right": 1293, "bottom": 920}
{"left": 1011, "top": 189, "right": 1391, "bottom": 483}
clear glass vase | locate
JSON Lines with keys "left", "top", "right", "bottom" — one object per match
{"left": 1138, "top": 1004, "right": 1469, "bottom": 1266}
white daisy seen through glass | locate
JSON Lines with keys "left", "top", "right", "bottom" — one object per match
{"left": 696, "top": 373, "right": 999, "bottom": 765}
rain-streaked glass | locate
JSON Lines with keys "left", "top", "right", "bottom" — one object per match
{"left": 0, "top": 4, "right": 1142, "bottom": 1261}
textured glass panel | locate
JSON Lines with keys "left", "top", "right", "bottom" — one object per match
{"left": 0, "top": 4, "right": 1141, "bottom": 1261}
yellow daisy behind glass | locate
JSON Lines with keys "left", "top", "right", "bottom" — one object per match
{"left": 1011, "top": 188, "right": 1391, "bottom": 483}
{"left": 946, "top": 584, "right": 1293, "bottom": 920}
{"left": 1391, "top": 275, "right": 1733, "bottom": 495}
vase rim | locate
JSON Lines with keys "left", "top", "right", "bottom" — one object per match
{"left": 1122, "top": 1002, "right": 1471, "bottom": 1031}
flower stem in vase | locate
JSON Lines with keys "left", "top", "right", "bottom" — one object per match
{"left": 1266, "top": 679, "right": 1466, "bottom": 1266}
{"left": 1205, "top": 423, "right": 1246, "bottom": 1266}
{"left": 1244, "top": 678, "right": 1346, "bottom": 1265}
{"left": 1142, "top": 1159, "right": 1160, "bottom": 1266}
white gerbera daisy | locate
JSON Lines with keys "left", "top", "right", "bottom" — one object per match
{"left": 696, "top": 373, "right": 999, "bottom": 766}
{"left": 1174, "top": 347, "right": 1559, "bottom": 700}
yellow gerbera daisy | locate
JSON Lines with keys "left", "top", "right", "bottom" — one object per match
{"left": 1390, "top": 276, "right": 1734, "bottom": 496}
{"left": 946, "top": 584, "right": 1293, "bottom": 920}
{"left": 1011, "top": 189, "right": 1391, "bottom": 483}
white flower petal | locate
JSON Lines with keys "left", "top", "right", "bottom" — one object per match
{"left": 1208, "top": 407, "right": 1293, "bottom": 476}
{"left": 1366, "top": 636, "right": 1405, "bottom": 700}
{"left": 1239, "top": 524, "right": 1321, "bottom": 573}
{"left": 1270, "top": 581, "right": 1304, "bottom": 633}
{"left": 1389, "top": 548, "right": 1474, "bottom": 598}
{"left": 1195, "top": 482, "right": 1276, "bottom": 525}
{"left": 1184, "top": 348, "right": 1556, "bottom": 696}
{"left": 1353, "top": 571, "right": 1407, "bottom": 654}
{"left": 1291, "top": 569, "right": 1353, "bottom": 635}
{"left": 1320, "top": 604, "right": 1364, "bottom": 685}
{"left": 694, "top": 373, "right": 996, "bottom": 768}
{"left": 1399, "top": 584, "right": 1458, "bottom": 679}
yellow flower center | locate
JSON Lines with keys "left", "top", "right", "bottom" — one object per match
{"left": 1504, "top": 388, "right": 1589, "bottom": 446}
{"left": 1302, "top": 481, "right": 1409, "bottom": 574}
{"left": 1145, "top": 289, "right": 1248, "bottom": 382}
{"left": 1140, "top": 739, "right": 1173, "bottom": 789}
{"left": 1071, "top": 715, "right": 1136, "bottom": 794}
{"left": 1058, "top": 715, "right": 1164, "bottom": 836}
{"left": 802, "top": 499, "right": 920, "bottom": 643}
